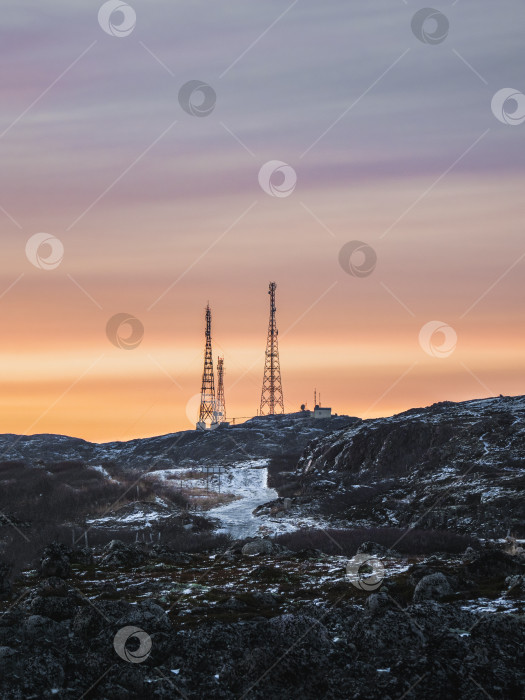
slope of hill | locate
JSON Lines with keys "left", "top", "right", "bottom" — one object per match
{"left": 290, "top": 395, "right": 525, "bottom": 538}
{"left": 0, "top": 412, "right": 357, "bottom": 567}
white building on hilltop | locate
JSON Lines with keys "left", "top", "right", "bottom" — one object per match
{"left": 313, "top": 405, "right": 331, "bottom": 419}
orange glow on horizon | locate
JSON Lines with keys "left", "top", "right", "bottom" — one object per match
{"left": 2, "top": 173, "right": 524, "bottom": 442}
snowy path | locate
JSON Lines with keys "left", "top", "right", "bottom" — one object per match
{"left": 208, "top": 460, "right": 277, "bottom": 539}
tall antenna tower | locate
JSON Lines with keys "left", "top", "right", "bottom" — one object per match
{"left": 259, "top": 282, "right": 284, "bottom": 415}
{"left": 197, "top": 304, "right": 216, "bottom": 429}
{"left": 216, "top": 356, "right": 226, "bottom": 423}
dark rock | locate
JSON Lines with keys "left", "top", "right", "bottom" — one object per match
{"left": 0, "top": 563, "right": 11, "bottom": 598}
{"left": 38, "top": 577, "right": 68, "bottom": 598}
{"left": 100, "top": 539, "right": 147, "bottom": 567}
{"left": 224, "top": 596, "right": 249, "bottom": 610}
{"left": 242, "top": 539, "right": 274, "bottom": 556}
{"left": 115, "top": 600, "right": 171, "bottom": 634}
{"left": 465, "top": 549, "right": 524, "bottom": 579}
{"left": 505, "top": 573, "right": 525, "bottom": 593}
{"left": 408, "top": 563, "right": 440, "bottom": 587}
{"left": 23, "top": 614, "right": 67, "bottom": 643}
{"left": 413, "top": 572, "right": 451, "bottom": 602}
{"left": 70, "top": 546, "right": 94, "bottom": 565}
{"left": 462, "top": 546, "right": 478, "bottom": 563}
{"left": 20, "top": 650, "right": 65, "bottom": 695}
{"left": 228, "top": 539, "right": 246, "bottom": 554}
{"left": 251, "top": 591, "right": 278, "bottom": 607}
{"left": 357, "top": 541, "right": 394, "bottom": 556}
{"left": 28, "top": 594, "right": 77, "bottom": 622}
{"left": 72, "top": 607, "right": 104, "bottom": 640}
{"left": 98, "top": 580, "right": 118, "bottom": 595}
{"left": 149, "top": 544, "right": 191, "bottom": 564}
{"left": 365, "top": 591, "right": 391, "bottom": 614}
{"left": 39, "top": 543, "right": 71, "bottom": 579}
{"left": 0, "top": 647, "right": 18, "bottom": 675}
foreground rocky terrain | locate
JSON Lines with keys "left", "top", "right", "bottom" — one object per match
{"left": 0, "top": 537, "right": 524, "bottom": 699}
{"left": 1, "top": 395, "right": 524, "bottom": 698}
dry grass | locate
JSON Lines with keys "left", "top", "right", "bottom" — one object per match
{"left": 186, "top": 490, "right": 239, "bottom": 510}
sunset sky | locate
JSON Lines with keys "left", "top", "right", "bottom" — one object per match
{"left": 1, "top": 0, "right": 525, "bottom": 442}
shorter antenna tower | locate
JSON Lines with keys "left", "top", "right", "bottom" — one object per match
{"left": 216, "top": 357, "right": 226, "bottom": 423}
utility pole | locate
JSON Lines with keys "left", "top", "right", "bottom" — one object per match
{"left": 259, "top": 282, "right": 284, "bottom": 415}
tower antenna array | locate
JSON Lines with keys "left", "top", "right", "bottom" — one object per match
{"left": 198, "top": 304, "right": 217, "bottom": 429}
{"left": 259, "top": 282, "right": 284, "bottom": 415}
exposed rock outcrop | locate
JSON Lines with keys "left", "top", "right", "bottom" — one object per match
{"left": 296, "top": 395, "right": 525, "bottom": 538}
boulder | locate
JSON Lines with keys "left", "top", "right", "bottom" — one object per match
{"left": 39, "top": 543, "right": 71, "bottom": 579}
{"left": 241, "top": 539, "right": 273, "bottom": 556}
{"left": 465, "top": 549, "right": 524, "bottom": 579}
{"left": 72, "top": 608, "right": 104, "bottom": 640}
{"left": 23, "top": 615, "right": 67, "bottom": 643}
{"left": 28, "top": 594, "right": 77, "bottom": 622}
{"left": 462, "top": 546, "right": 478, "bottom": 563}
{"left": 38, "top": 577, "right": 68, "bottom": 598}
{"left": 115, "top": 600, "right": 172, "bottom": 634}
{"left": 70, "top": 547, "right": 94, "bottom": 565}
{"left": 224, "top": 596, "right": 249, "bottom": 610}
{"left": 366, "top": 591, "right": 391, "bottom": 615}
{"left": 0, "top": 563, "right": 11, "bottom": 598}
{"left": 250, "top": 591, "right": 278, "bottom": 607}
{"left": 357, "top": 541, "right": 392, "bottom": 556}
{"left": 100, "top": 540, "right": 146, "bottom": 567}
{"left": 413, "top": 572, "right": 451, "bottom": 602}
{"left": 0, "top": 647, "right": 18, "bottom": 675}
{"left": 408, "top": 564, "right": 439, "bottom": 588}
{"left": 505, "top": 573, "right": 525, "bottom": 593}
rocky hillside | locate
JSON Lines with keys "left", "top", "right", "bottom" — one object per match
{"left": 0, "top": 411, "right": 356, "bottom": 473}
{"left": 295, "top": 396, "right": 525, "bottom": 539}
